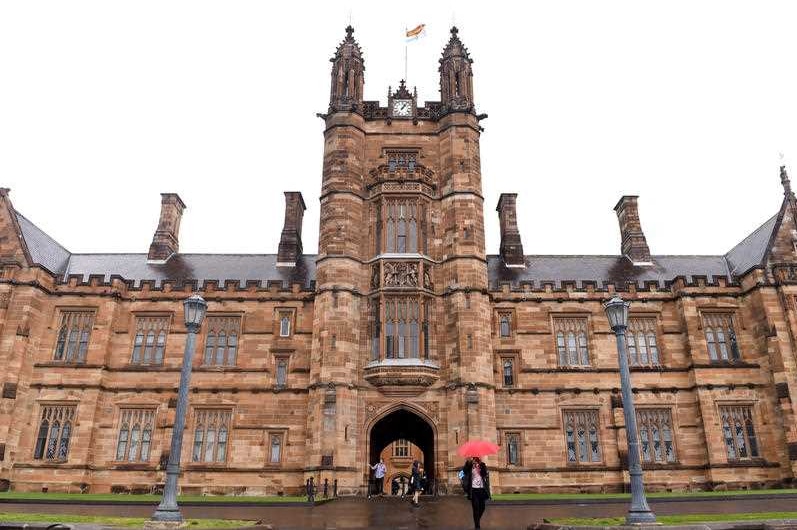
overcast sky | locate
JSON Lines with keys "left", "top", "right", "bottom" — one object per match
{"left": 2, "top": 1, "right": 796, "bottom": 257}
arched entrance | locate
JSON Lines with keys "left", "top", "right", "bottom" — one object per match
{"left": 368, "top": 408, "right": 435, "bottom": 494}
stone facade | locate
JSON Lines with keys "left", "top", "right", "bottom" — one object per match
{"left": 2, "top": 27, "right": 797, "bottom": 497}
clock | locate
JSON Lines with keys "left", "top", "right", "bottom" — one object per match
{"left": 392, "top": 99, "right": 412, "bottom": 117}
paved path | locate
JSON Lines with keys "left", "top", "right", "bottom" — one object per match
{"left": 3, "top": 495, "right": 797, "bottom": 529}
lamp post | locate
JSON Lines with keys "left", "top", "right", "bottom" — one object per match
{"left": 603, "top": 295, "right": 657, "bottom": 525}
{"left": 151, "top": 294, "right": 207, "bottom": 525}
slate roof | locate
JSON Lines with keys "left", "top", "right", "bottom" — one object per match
{"left": 11, "top": 208, "right": 782, "bottom": 290}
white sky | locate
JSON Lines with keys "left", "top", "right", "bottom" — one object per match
{"left": 2, "top": 1, "right": 796, "bottom": 257}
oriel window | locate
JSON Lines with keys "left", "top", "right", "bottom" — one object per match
{"left": 385, "top": 199, "right": 421, "bottom": 254}
{"left": 54, "top": 311, "right": 94, "bottom": 363}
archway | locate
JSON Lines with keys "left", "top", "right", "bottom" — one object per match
{"left": 368, "top": 408, "right": 435, "bottom": 494}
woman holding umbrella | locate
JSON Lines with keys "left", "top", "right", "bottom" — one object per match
{"left": 458, "top": 440, "right": 497, "bottom": 529}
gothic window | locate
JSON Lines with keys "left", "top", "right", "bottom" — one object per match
{"left": 191, "top": 409, "right": 232, "bottom": 464}
{"left": 384, "top": 299, "right": 421, "bottom": 358}
{"left": 370, "top": 298, "right": 380, "bottom": 361}
{"left": 278, "top": 311, "right": 292, "bottom": 337}
{"left": 563, "top": 410, "right": 601, "bottom": 464}
{"left": 554, "top": 318, "right": 591, "bottom": 367}
{"left": 422, "top": 303, "right": 430, "bottom": 359}
{"left": 627, "top": 318, "right": 660, "bottom": 367}
{"left": 203, "top": 316, "right": 240, "bottom": 367}
{"left": 385, "top": 199, "right": 421, "bottom": 254}
{"left": 131, "top": 316, "right": 169, "bottom": 365}
{"left": 34, "top": 405, "right": 76, "bottom": 461}
{"left": 637, "top": 409, "right": 676, "bottom": 464}
{"left": 394, "top": 438, "right": 409, "bottom": 457}
{"left": 703, "top": 313, "right": 741, "bottom": 362}
{"left": 53, "top": 310, "right": 94, "bottom": 363}
{"left": 498, "top": 312, "right": 512, "bottom": 338}
{"left": 502, "top": 358, "right": 515, "bottom": 387}
{"left": 275, "top": 358, "right": 288, "bottom": 387}
{"left": 115, "top": 409, "right": 155, "bottom": 462}
{"left": 386, "top": 151, "right": 417, "bottom": 173}
{"left": 506, "top": 432, "right": 521, "bottom": 465}
{"left": 720, "top": 405, "right": 759, "bottom": 461}
{"left": 269, "top": 433, "right": 283, "bottom": 464}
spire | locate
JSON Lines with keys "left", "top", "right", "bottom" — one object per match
{"left": 329, "top": 25, "right": 365, "bottom": 113}
{"left": 439, "top": 26, "right": 475, "bottom": 112}
{"left": 781, "top": 165, "right": 792, "bottom": 197}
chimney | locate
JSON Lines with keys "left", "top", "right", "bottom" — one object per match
{"left": 496, "top": 193, "right": 525, "bottom": 268}
{"left": 614, "top": 195, "right": 651, "bottom": 264}
{"left": 147, "top": 193, "right": 186, "bottom": 263}
{"left": 277, "top": 192, "right": 306, "bottom": 267}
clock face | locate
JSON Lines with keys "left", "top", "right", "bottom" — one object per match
{"left": 392, "top": 99, "right": 412, "bottom": 117}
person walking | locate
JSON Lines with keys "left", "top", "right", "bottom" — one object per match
{"left": 306, "top": 477, "right": 315, "bottom": 504}
{"left": 369, "top": 458, "right": 387, "bottom": 498}
{"left": 409, "top": 460, "right": 422, "bottom": 506}
{"left": 463, "top": 456, "right": 491, "bottom": 529}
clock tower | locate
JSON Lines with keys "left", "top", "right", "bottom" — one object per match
{"left": 310, "top": 25, "right": 494, "bottom": 494}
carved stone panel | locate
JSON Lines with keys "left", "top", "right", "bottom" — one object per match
{"left": 384, "top": 262, "right": 419, "bottom": 287}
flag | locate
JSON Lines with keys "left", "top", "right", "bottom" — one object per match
{"left": 405, "top": 24, "right": 426, "bottom": 43}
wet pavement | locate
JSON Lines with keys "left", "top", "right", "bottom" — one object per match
{"left": 3, "top": 494, "right": 797, "bottom": 529}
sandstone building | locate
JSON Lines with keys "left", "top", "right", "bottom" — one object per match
{"left": 2, "top": 27, "right": 797, "bottom": 496}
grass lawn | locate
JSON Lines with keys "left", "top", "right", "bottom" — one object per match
{"left": 0, "top": 512, "right": 256, "bottom": 528}
{"left": 551, "top": 512, "right": 797, "bottom": 526}
{"left": 0, "top": 491, "right": 309, "bottom": 503}
{"left": 492, "top": 488, "right": 797, "bottom": 501}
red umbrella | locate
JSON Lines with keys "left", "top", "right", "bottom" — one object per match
{"left": 457, "top": 439, "right": 499, "bottom": 458}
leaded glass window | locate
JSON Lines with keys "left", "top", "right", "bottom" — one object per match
{"left": 554, "top": 318, "right": 591, "bottom": 367}
{"left": 34, "top": 405, "right": 75, "bottom": 461}
{"left": 192, "top": 409, "right": 232, "bottom": 464}
{"left": 503, "top": 358, "right": 515, "bottom": 387}
{"left": 637, "top": 409, "right": 676, "bottom": 463}
{"left": 385, "top": 199, "right": 422, "bottom": 254}
{"left": 131, "top": 316, "right": 169, "bottom": 365}
{"left": 384, "top": 298, "right": 420, "bottom": 358}
{"left": 203, "top": 316, "right": 240, "bottom": 366}
{"left": 627, "top": 318, "right": 660, "bottom": 367}
{"left": 276, "top": 358, "right": 288, "bottom": 387}
{"left": 270, "top": 433, "right": 283, "bottom": 463}
{"left": 53, "top": 311, "right": 94, "bottom": 363}
{"left": 720, "top": 405, "right": 759, "bottom": 461}
{"left": 394, "top": 438, "right": 409, "bottom": 457}
{"left": 279, "top": 312, "right": 291, "bottom": 337}
{"left": 499, "top": 312, "right": 512, "bottom": 338}
{"left": 563, "top": 410, "right": 601, "bottom": 464}
{"left": 506, "top": 432, "right": 521, "bottom": 465}
{"left": 116, "top": 409, "right": 155, "bottom": 461}
{"left": 703, "top": 313, "right": 741, "bottom": 362}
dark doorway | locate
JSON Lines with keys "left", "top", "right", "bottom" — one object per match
{"left": 369, "top": 409, "right": 435, "bottom": 492}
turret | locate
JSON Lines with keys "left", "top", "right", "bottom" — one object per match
{"left": 329, "top": 25, "right": 365, "bottom": 113}
{"left": 439, "top": 27, "right": 474, "bottom": 112}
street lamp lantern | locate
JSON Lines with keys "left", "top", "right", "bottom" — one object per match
{"left": 183, "top": 293, "right": 208, "bottom": 329}
{"left": 603, "top": 295, "right": 629, "bottom": 330}
{"left": 603, "top": 295, "right": 657, "bottom": 525}
{"left": 149, "top": 294, "right": 206, "bottom": 527}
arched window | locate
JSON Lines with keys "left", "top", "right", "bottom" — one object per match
{"left": 193, "top": 409, "right": 231, "bottom": 464}
{"left": 204, "top": 333, "right": 216, "bottom": 365}
{"left": 637, "top": 409, "right": 677, "bottom": 464}
{"left": 131, "top": 316, "right": 169, "bottom": 365}
{"left": 270, "top": 434, "right": 281, "bottom": 463}
{"left": 499, "top": 313, "right": 511, "bottom": 338}
{"left": 55, "top": 310, "right": 94, "bottom": 364}
{"left": 116, "top": 422, "right": 129, "bottom": 461}
{"left": 34, "top": 419, "right": 49, "bottom": 459}
{"left": 46, "top": 421, "right": 60, "bottom": 459}
{"left": 721, "top": 405, "right": 760, "bottom": 461}
{"left": 280, "top": 315, "right": 291, "bottom": 337}
{"left": 155, "top": 331, "right": 166, "bottom": 364}
{"left": 383, "top": 198, "right": 423, "bottom": 254}
{"left": 128, "top": 425, "right": 141, "bottom": 462}
{"left": 563, "top": 410, "right": 601, "bottom": 464}
{"left": 144, "top": 330, "right": 155, "bottom": 363}
{"left": 131, "top": 332, "right": 143, "bottom": 364}
{"left": 58, "top": 421, "right": 71, "bottom": 460}
{"left": 276, "top": 359, "right": 288, "bottom": 387}
{"left": 503, "top": 359, "right": 514, "bottom": 387}
{"left": 703, "top": 313, "right": 738, "bottom": 362}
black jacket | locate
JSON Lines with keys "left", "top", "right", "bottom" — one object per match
{"left": 462, "top": 461, "right": 491, "bottom": 499}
